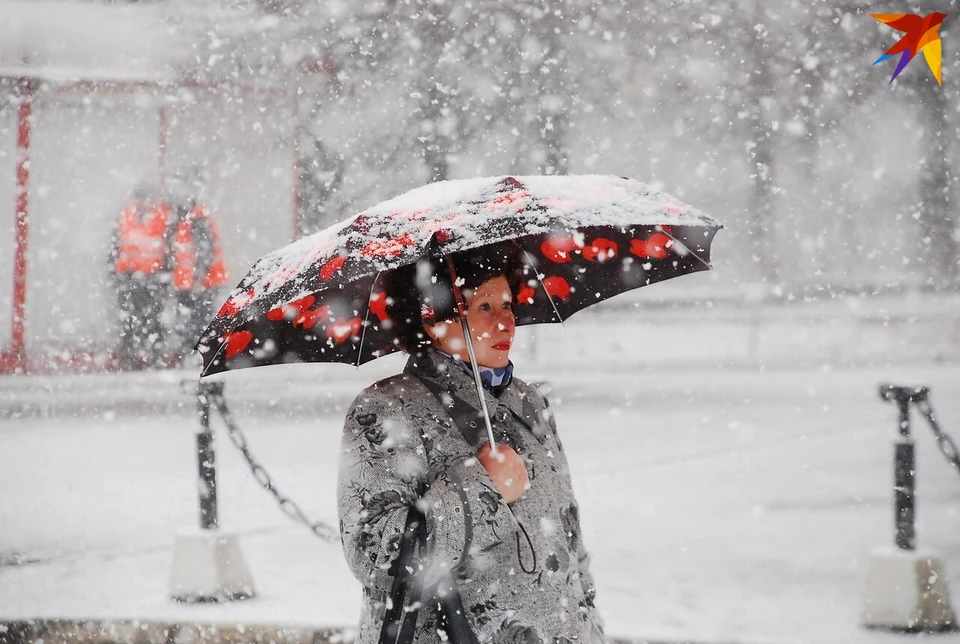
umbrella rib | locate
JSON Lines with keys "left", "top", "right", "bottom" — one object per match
{"left": 519, "top": 247, "right": 565, "bottom": 324}
{"left": 199, "top": 331, "right": 230, "bottom": 379}
{"left": 658, "top": 227, "right": 713, "bottom": 271}
{"left": 355, "top": 272, "right": 381, "bottom": 368}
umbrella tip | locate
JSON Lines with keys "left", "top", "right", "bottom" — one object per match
{"left": 498, "top": 176, "right": 524, "bottom": 191}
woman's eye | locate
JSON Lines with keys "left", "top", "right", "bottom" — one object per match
{"left": 478, "top": 303, "right": 491, "bottom": 312}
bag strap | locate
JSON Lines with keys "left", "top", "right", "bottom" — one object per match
{"left": 378, "top": 507, "right": 425, "bottom": 644}
{"left": 436, "top": 576, "right": 481, "bottom": 644}
{"left": 414, "top": 375, "right": 482, "bottom": 644}
{"left": 379, "top": 376, "right": 481, "bottom": 644}
{"left": 417, "top": 376, "right": 487, "bottom": 447}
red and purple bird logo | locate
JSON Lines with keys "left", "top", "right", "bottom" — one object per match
{"left": 871, "top": 12, "right": 948, "bottom": 85}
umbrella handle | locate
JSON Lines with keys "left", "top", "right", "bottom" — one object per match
{"left": 459, "top": 315, "right": 498, "bottom": 453}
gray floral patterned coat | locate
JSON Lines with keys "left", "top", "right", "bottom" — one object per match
{"left": 337, "top": 349, "right": 605, "bottom": 643}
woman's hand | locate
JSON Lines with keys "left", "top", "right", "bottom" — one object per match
{"left": 476, "top": 443, "right": 530, "bottom": 504}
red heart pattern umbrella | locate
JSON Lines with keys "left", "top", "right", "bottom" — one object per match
{"left": 198, "top": 175, "right": 721, "bottom": 376}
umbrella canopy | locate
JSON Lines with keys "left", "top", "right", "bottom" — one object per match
{"left": 198, "top": 175, "right": 721, "bottom": 377}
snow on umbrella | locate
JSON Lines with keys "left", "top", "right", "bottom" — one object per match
{"left": 198, "top": 175, "right": 721, "bottom": 380}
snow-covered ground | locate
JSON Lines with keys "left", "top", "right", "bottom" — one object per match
{"left": 2, "top": 297, "right": 960, "bottom": 644}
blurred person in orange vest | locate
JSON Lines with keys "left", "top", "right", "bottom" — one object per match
{"left": 108, "top": 184, "right": 171, "bottom": 370}
{"left": 167, "top": 178, "right": 229, "bottom": 363}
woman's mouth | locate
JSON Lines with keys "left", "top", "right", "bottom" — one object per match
{"left": 492, "top": 342, "right": 511, "bottom": 351}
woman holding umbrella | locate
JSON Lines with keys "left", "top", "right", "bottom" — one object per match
{"left": 198, "top": 175, "right": 720, "bottom": 643}
{"left": 337, "top": 248, "right": 606, "bottom": 644}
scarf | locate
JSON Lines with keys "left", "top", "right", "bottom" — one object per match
{"left": 435, "top": 349, "right": 514, "bottom": 393}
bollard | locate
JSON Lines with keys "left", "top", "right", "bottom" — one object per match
{"left": 168, "top": 380, "right": 255, "bottom": 603}
{"left": 860, "top": 384, "right": 956, "bottom": 631}
{"left": 893, "top": 441, "right": 914, "bottom": 550}
{"left": 195, "top": 381, "right": 221, "bottom": 531}
{"left": 881, "top": 384, "right": 919, "bottom": 551}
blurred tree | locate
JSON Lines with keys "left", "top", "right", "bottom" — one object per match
{"left": 311, "top": 0, "right": 478, "bottom": 184}
{"left": 912, "top": 69, "right": 957, "bottom": 287}
{"left": 298, "top": 139, "right": 345, "bottom": 235}
{"left": 632, "top": 0, "right": 792, "bottom": 283}
{"left": 161, "top": 0, "right": 959, "bottom": 288}
{"left": 504, "top": 2, "right": 578, "bottom": 175}
{"left": 629, "top": 0, "right": 958, "bottom": 288}
{"left": 303, "top": 0, "right": 618, "bottom": 183}
{"left": 900, "top": 8, "right": 958, "bottom": 288}
{"left": 831, "top": 0, "right": 959, "bottom": 287}
{"left": 773, "top": 1, "right": 959, "bottom": 288}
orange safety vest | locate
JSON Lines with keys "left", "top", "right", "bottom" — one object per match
{"left": 172, "top": 206, "right": 229, "bottom": 291}
{"left": 115, "top": 202, "right": 170, "bottom": 275}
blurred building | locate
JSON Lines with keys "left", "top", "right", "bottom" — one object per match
{"left": 0, "top": 1, "right": 313, "bottom": 373}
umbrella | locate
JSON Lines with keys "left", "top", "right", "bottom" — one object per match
{"left": 197, "top": 174, "right": 722, "bottom": 446}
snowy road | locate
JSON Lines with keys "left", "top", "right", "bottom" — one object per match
{"left": 2, "top": 364, "right": 959, "bottom": 644}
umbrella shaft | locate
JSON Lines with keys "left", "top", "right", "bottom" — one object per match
{"left": 459, "top": 315, "right": 497, "bottom": 451}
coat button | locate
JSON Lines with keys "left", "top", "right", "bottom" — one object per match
{"left": 495, "top": 409, "right": 508, "bottom": 422}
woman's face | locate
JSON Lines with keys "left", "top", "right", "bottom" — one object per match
{"left": 425, "top": 275, "right": 516, "bottom": 368}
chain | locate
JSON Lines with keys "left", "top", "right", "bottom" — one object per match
{"left": 206, "top": 390, "right": 339, "bottom": 542}
{"left": 916, "top": 399, "right": 960, "bottom": 477}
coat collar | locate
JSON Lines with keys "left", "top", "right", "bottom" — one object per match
{"left": 403, "top": 348, "right": 534, "bottom": 429}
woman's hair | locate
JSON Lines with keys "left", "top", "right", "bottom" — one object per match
{"left": 383, "top": 243, "right": 524, "bottom": 353}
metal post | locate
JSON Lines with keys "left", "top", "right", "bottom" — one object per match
{"left": 880, "top": 384, "right": 924, "bottom": 551}
{"left": 865, "top": 383, "right": 958, "bottom": 631}
{"left": 4, "top": 78, "right": 35, "bottom": 374}
{"left": 172, "top": 379, "right": 256, "bottom": 601}
{"left": 893, "top": 440, "right": 915, "bottom": 550}
{"left": 195, "top": 381, "right": 224, "bottom": 530}
{"left": 893, "top": 388, "right": 915, "bottom": 550}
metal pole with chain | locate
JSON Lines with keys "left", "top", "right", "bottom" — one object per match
{"left": 879, "top": 384, "right": 920, "bottom": 550}
{"left": 196, "top": 381, "right": 221, "bottom": 531}
{"left": 205, "top": 385, "right": 339, "bottom": 542}
{"left": 169, "top": 380, "right": 256, "bottom": 602}
{"left": 861, "top": 383, "right": 957, "bottom": 631}
{"left": 916, "top": 397, "right": 960, "bottom": 476}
